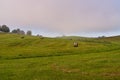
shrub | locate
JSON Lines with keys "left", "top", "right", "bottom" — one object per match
{"left": 27, "top": 30, "right": 32, "bottom": 36}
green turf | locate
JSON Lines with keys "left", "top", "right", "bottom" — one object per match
{"left": 0, "top": 33, "right": 120, "bottom": 80}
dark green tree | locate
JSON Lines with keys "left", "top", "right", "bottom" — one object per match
{"left": 1, "top": 25, "right": 10, "bottom": 32}
{"left": 12, "top": 29, "right": 18, "bottom": 33}
{"left": 12, "top": 28, "right": 25, "bottom": 35}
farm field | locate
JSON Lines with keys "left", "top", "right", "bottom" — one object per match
{"left": 0, "top": 33, "right": 120, "bottom": 80}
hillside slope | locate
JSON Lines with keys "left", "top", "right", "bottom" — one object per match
{"left": 0, "top": 33, "right": 120, "bottom": 80}
{"left": 0, "top": 33, "right": 120, "bottom": 59}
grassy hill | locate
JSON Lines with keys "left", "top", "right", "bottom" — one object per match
{"left": 0, "top": 33, "right": 120, "bottom": 80}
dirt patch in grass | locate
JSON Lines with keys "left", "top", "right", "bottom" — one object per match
{"left": 50, "top": 63, "right": 80, "bottom": 73}
{"left": 102, "top": 72, "right": 120, "bottom": 77}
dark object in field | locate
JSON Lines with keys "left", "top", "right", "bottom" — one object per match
{"left": 40, "top": 37, "right": 44, "bottom": 39}
{"left": 74, "top": 42, "right": 78, "bottom": 47}
{"left": 21, "top": 36, "right": 25, "bottom": 39}
{"left": 18, "top": 54, "right": 22, "bottom": 56}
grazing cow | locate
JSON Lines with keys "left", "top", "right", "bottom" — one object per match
{"left": 74, "top": 42, "right": 78, "bottom": 47}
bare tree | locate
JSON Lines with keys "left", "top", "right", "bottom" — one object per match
{"left": 19, "top": 30, "right": 25, "bottom": 35}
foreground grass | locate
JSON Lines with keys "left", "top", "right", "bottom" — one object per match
{"left": 1, "top": 50, "right": 120, "bottom": 80}
{"left": 0, "top": 33, "right": 120, "bottom": 80}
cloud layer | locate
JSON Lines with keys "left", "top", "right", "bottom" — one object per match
{"left": 0, "top": 0, "right": 120, "bottom": 35}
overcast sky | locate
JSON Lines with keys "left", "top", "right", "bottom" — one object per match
{"left": 0, "top": 0, "right": 120, "bottom": 37}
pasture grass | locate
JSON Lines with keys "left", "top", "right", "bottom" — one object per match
{"left": 0, "top": 33, "right": 120, "bottom": 80}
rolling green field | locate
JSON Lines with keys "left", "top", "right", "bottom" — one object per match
{"left": 0, "top": 33, "right": 120, "bottom": 80}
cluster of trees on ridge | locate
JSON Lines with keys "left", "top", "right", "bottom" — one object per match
{"left": 0, "top": 25, "right": 32, "bottom": 36}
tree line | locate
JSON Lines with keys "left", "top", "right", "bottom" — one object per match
{"left": 0, "top": 25, "right": 32, "bottom": 35}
